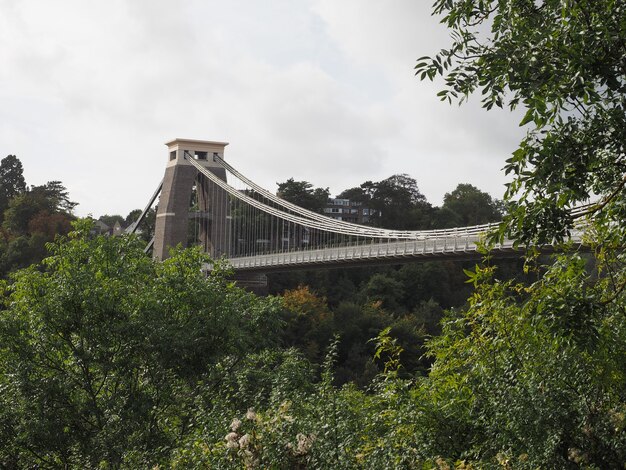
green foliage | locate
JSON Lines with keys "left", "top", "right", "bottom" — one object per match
{"left": 372, "top": 327, "right": 404, "bottom": 378}
{"left": 176, "top": 248, "right": 626, "bottom": 468}
{"left": 340, "top": 174, "right": 433, "bottom": 230}
{"left": 0, "top": 157, "right": 75, "bottom": 279}
{"left": 335, "top": 185, "right": 369, "bottom": 203}
{"left": 397, "top": 262, "right": 460, "bottom": 309}
{"left": 426, "top": 250, "right": 626, "bottom": 467}
{"left": 3, "top": 181, "right": 77, "bottom": 236}
{"left": 0, "top": 220, "right": 284, "bottom": 467}
{"left": 362, "top": 272, "right": 405, "bottom": 312}
{"left": 276, "top": 178, "right": 330, "bottom": 214}
{"left": 437, "top": 183, "right": 502, "bottom": 227}
{"left": 30, "top": 181, "right": 77, "bottom": 214}
{"left": 0, "top": 155, "right": 26, "bottom": 220}
{"left": 416, "top": 0, "right": 626, "bottom": 245}
{"left": 277, "top": 281, "right": 448, "bottom": 386}
{"left": 2, "top": 225, "right": 623, "bottom": 467}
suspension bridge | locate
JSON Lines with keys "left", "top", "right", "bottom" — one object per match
{"left": 129, "top": 139, "right": 586, "bottom": 283}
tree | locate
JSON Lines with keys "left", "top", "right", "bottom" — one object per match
{"left": 276, "top": 178, "right": 330, "bottom": 214}
{"left": 361, "top": 273, "right": 405, "bottom": 313}
{"left": 410, "top": 1, "right": 626, "bottom": 466}
{"left": 396, "top": 262, "right": 459, "bottom": 310}
{"left": 3, "top": 186, "right": 74, "bottom": 237}
{"left": 339, "top": 174, "right": 432, "bottom": 229}
{"left": 0, "top": 220, "right": 283, "bottom": 467}
{"left": 0, "top": 155, "right": 26, "bottom": 219}
{"left": 425, "top": 256, "right": 626, "bottom": 467}
{"left": 124, "top": 209, "right": 141, "bottom": 227}
{"left": 435, "top": 183, "right": 502, "bottom": 228}
{"left": 0, "top": 181, "right": 76, "bottom": 278}
{"left": 30, "top": 181, "right": 77, "bottom": 214}
{"left": 2, "top": 195, "right": 44, "bottom": 235}
{"left": 28, "top": 212, "right": 73, "bottom": 239}
{"left": 336, "top": 186, "right": 370, "bottom": 204}
{"left": 281, "top": 286, "right": 333, "bottom": 363}
{"left": 416, "top": 0, "right": 626, "bottom": 244}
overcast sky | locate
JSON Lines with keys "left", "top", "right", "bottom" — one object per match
{"left": 1, "top": 0, "right": 525, "bottom": 217}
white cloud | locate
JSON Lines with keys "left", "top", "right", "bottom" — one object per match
{"left": 309, "top": 0, "right": 525, "bottom": 199}
{"left": 0, "top": 0, "right": 525, "bottom": 218}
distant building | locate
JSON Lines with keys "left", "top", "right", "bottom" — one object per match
{"left": 112, "top": 221, "right": 124, "bottom": 236}
{"left": 324, "top": 198, "right": 377, "bottom": 224}
{"left": 90, "top": 219, "right": 127, "bottom": 237}
{"left": 91, "top": 220, "right": 111, "bottom": 236}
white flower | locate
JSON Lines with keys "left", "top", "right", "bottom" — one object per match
{"left": 230, "top": 418, "right": 242, "bottom": 431}
{"left": 295, "top": 433, "right": 316, "bottom": 455}
{"left": 246, "top": 409, "right": 257, "bottom": 421}
{"left": 225, "top": 431, "right": 239, "bottom": 449}
{"left": 226, "top": 439, "right": 238, "bottom": 449}
{"left": 238, "top": 433, "right": 251, "bottom": 448}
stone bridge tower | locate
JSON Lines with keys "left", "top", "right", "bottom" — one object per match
{"left": 153, "top": 138, "right": 229, "bottom": 261}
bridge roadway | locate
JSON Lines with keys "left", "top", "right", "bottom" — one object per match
{"left": 223, "top": 230, "right": 584, "bottom": 272}
{"left": 228, "top": 224, "right": 583, "bottom": 272}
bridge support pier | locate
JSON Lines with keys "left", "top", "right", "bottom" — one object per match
{"left": 153, "top": 139, "right": 229, "bottom": 261}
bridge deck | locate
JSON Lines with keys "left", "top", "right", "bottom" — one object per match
{"left": 226, "top": 235, "right": 524, "bottom": 271}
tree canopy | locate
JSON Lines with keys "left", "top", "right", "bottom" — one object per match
{"left": 416, "top": 0, "right": 626, "bottom": 244}
{"left": 30, "top": 181, "right": 77, "bottom": 214}
{"left": 405, "top": 1, "right": 626, "bottom": 466}
{"left": 0, "top": 155, "right": 26, "bottom": 220}
{"left": 0, "top": 221, "right": 284, "bottom": 467}
{"left": 3, "top": 182, "right": 76, "bottom": 235}
{"left": 276, "top": 178, "right": 330, "bottom": 214}
{"left": 338, "top": 174, "right": 432, "bottom": 229}
{"left": 0, "top": 156, "right": 76, "bottom": 278}
{"left": 436, "top": 183, "right": 502, "bottom": 227}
